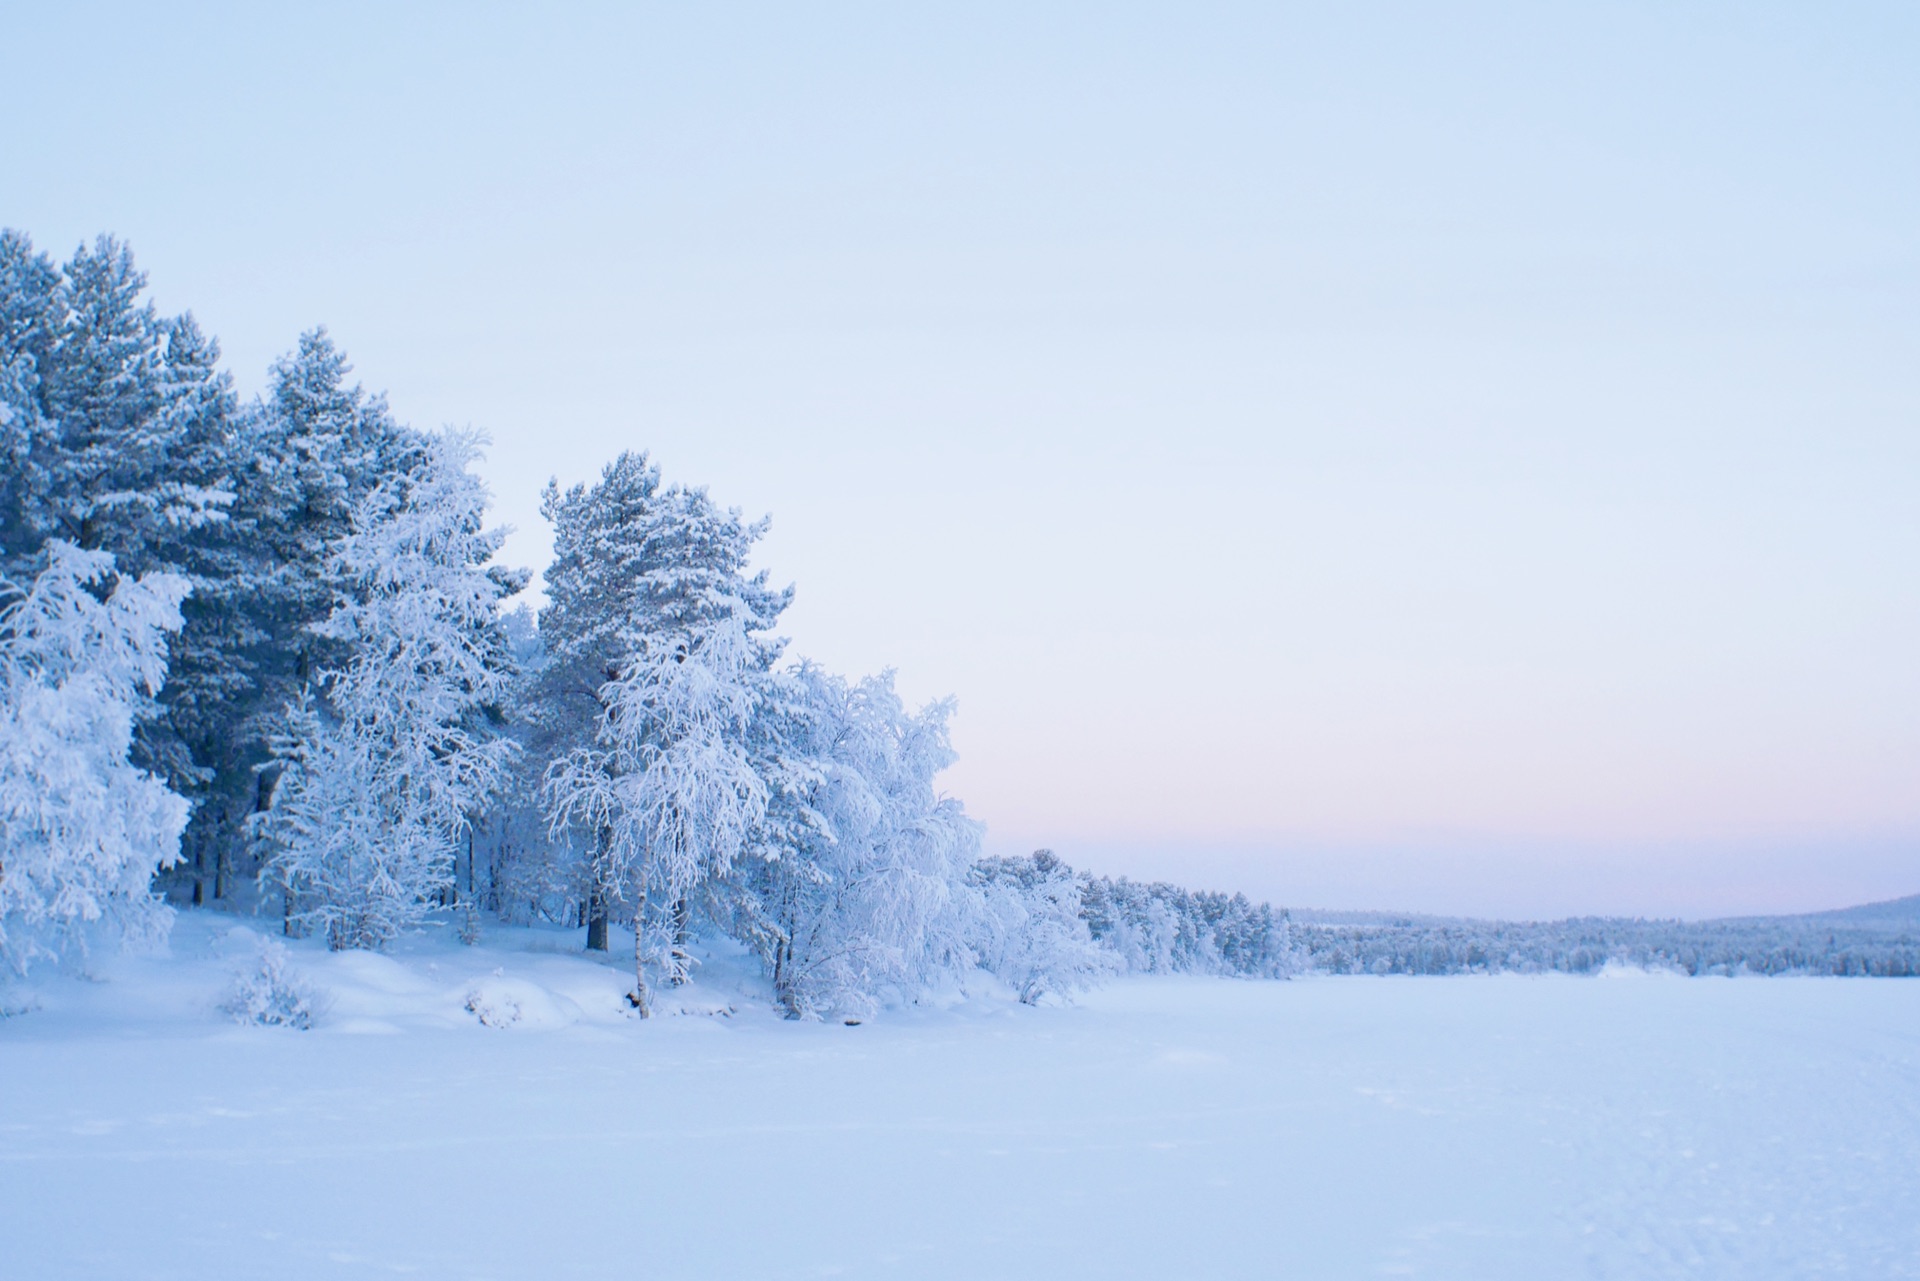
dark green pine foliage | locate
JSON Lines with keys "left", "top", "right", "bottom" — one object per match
{"left": 0, "top": 232, "right": 432, "bottom": 903}
{"left": 0, "top": 234, "right": 249, "bottom": 898}
{"left": 190, "top": 329, "right": 429, "bottom": 900}
{"left": 0, "top": 231, "right": 61, "bottom": 570}
{"left": 244, "top": 328, "right": 430, "bottom": 690}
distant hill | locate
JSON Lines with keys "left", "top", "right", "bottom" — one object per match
{"left": 1040, "top": 852, "right": 1919, "bottom": 978}
{"left": 1793, "top": 893, "right": 1920, "bottom": 927}
{"left": 1291, "top": 892, "right": 1920, "bottom": 932}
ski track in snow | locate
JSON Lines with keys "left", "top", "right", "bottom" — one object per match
{"left": 1, "top": 913, "right": 1916, "bottom": 1280}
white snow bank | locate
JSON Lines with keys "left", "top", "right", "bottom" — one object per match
{"left": 1595, "top": 956, "right": 1687, "bottom": 978}
{"left": 461, "top": 973, "right": 582, "bottom": 1029}
{"left": 1, "top": 910, "right": 1916, "bottom": 1280}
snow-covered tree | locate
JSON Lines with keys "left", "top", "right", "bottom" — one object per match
{"left": 3, "top": 226, "right": 1170, "bottom": 1014}
{"left": 199, "top": 330, "right": 432, "bottom": 898}
{"left": 0, "top": 542, "right": 190, "bottom": 972}
{"left": 248, "top": 330, "right": 428, "bottom": 653}
{"left": 256, "top": 694, "right": 457, "bottom": 951}
{"left": 0, "top": 236, "right": 232, "bottom": 565}
{"left": 477, "top": 606, "right": 578, "bottom": 927}
{"left": 532, "top": 452, "right": 789, "bottom": 952}
{"left": 732, "top": 665, "right": 983, "bottom": 1019}
{"left": 259, "top": 430, "right": 519, "bottom": 950}
{"left": 973, "top": 850, "right": 1115, "bottom": 1003}
{"left": 0, "top": 231, "right": 60, "bottom": 573}
{"left": 0, "top": 230, "right": 314, "bottom": 908}
{"left": 1076, "top": 869, "right": 1300, "bottom": 978}
{"left": 546, "top": 613, "right": 767, "bottom": 1013}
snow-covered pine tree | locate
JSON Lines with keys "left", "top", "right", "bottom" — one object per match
{"left": 132, "top": 311, "right": 251, "bottom": 880}
{"left": 1072, "top": 867, "right": 1301, "bottom": 978}
{"left": 530, "top": 453, "right": 668, "bottom": 948}
{"left": 48, "top": 240, "right": 235, "bottom": 552}
{"left": 731, "top": 664, "right": 983, "bottom": 1019}
{"left": 0, "top": 542, "right": 190, "bottom": 972}
{"left": 0, "top": 234, "right": 237, "bottom": 594}
{"left": 259, "top": 430, "right": 520, "bottom": 950}
{"left": 21, "top": 235, "right": 170, "bottom": 553}
{"left": 0, "top": 231, "right": 281, "bottom": 908}
{"left": 0, "top": 231, "right": 60, "bottom": 574}
{"left": 194, "top": 329, "right": 429, "bottom": 904}
{"left": 532, "top": 452, "right": 789, "bottom": 955}
{"left": 247, "top": 329, "right": 430, "bottom": 692}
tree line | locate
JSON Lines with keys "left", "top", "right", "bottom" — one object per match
{"left": 1291, "top": 908, "right": 1920, "bottom": 977}
{"left": 0, "top": 231, "right": 1305, "bottom": 1015}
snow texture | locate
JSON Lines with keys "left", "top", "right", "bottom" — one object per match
{"left": 1, "top": 909, "right": 1915, "bottom": 1280}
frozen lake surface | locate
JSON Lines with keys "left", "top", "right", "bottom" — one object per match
{"left": 3, "top": 914, "right": 1916, "bottom": 1279}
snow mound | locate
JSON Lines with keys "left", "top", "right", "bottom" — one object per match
{"left": 462, "top": 974, "right": 583, "bottom": 1029}
{"left": 1596, "top": 957, "right": 1684, "bottom": 979}
{"left": 656, "top": 993, "right": 737, "bottom": 1018}
{"left": 0, "top": 989, "right": 41, "bottom": 1019}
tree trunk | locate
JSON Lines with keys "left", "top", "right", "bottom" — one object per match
{"left": 585, "top": 887, "right": 608, "bottom": 952}
{"left": 460, "top": 826, "right": 479, "bottom": 944}
{"left": 630, "top": 894, "right": 652, "bottom": 1017}
{"left": 669, "top": 895, "right": 690, "bottom": 986}
{"left": 774, "top": 884, "right": 801, "bottom": 1017}
{"left": 775, "top": 936, "right": 801, "bottom": 1019}
{"left": 585, "top": 824, "right": 612, "bottom": 951}
{"left": 487, "top": 835, "right": 502, "bottom": 914}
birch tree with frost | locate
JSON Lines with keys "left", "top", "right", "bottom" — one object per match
{"left": 546, "top": 612, "right": 766, "bottom": 1014}
{"left": 0, "top": 542, "right": 190, "bottom": 971}
{"left": 260, "top": 431, "right": 519, "bottom": 949}
{"left": 533, "top": 452, "right": 788, "bottom": 956}
{"left": 736, "top": 665, "right": 983, "bottom": 1019}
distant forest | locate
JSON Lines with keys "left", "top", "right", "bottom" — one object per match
{"left": 1287, "top": 897, "right": 1920, "bottom": 977}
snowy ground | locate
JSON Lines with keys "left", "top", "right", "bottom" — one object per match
{"left": 3, "top": 913, "right": 1917, "bottom": 1280}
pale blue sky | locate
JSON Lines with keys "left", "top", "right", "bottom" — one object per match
{"left": 7, "top": 2, "right": 1917, "bottom": 916}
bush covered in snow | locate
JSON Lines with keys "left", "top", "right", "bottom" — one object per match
{"left": 220, "top": 937, "right": 325, "bottom": 1029}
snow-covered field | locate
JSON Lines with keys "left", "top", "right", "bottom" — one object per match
{"left": 3, "top": 914, "right": 1917, "bottom": 1280}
